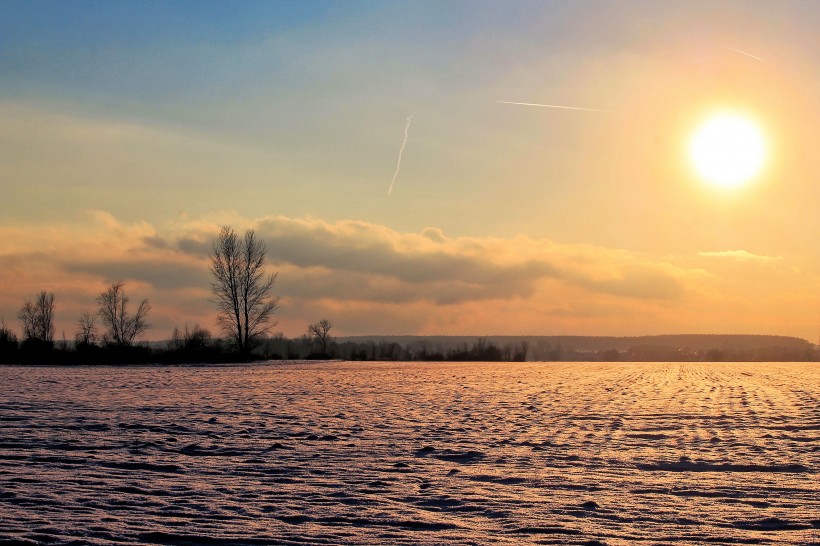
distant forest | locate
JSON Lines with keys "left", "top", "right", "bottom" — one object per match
{"left": 1, "top": 331, "right": 817, "bottom": 365}
{"left": 327, "top": 334, "right": 818, "bottom": 363}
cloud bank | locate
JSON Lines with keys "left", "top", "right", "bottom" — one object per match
{"left": 0, "top": 211, "right": 814, "bottom": 339}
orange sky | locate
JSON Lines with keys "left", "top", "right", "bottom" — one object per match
{"left": 1, "top": 2, "right": 819, "bottom": 341}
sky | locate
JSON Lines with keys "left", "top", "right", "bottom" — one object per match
{"left": 1, "top": 0, "right": 819, "bottom": 342}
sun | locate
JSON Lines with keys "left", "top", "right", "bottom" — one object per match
{"left": 689, "top": 113, "right": 766, "bottom": 189}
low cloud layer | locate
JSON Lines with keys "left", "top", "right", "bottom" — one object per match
{"left": 0, "top": 211, "right": 815, "bottom": 339}
{"left": 243, "top": 216, "right": 692, "bottom": 303}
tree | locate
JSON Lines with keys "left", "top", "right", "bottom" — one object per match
{"left": 307, "top": 319, "right": 333, "bottom": 356}
{"left": 96, "top": 282, "right": 151, "bottom": 347}
{"left": 170, "top": 323, "right": 212, "bottom": 352}
{"left": 513, "top": 341, "right": 529, "bottom": 362}
{"left": 75, "top": 310, "right": 99, "bottom": 347}
{"left": 0, "top": 319, "right": 18, "bottom": 361}
{"left": 17, "top": 291, "right": 55, "bottom": 344}
{"left": 209, "top": 226, "right": 279, "bottom": 357}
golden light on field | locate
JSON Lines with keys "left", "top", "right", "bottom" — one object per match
{"left": 689, "top": 113, "right": 767, "bottom": 189}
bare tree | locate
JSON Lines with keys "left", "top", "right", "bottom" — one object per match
{"left": 0, "top": 319, "right": 16, "bottom": 341}
{"left": 18, "top": 302, "right": 37, "bottom": 342}
{"left": 75, "top": 310, "right": 99, "bottom": 347}
{"left": 170, "top": 323, "right": 212, "bottom": 352}
{"left": 17, "top": 291, "right": 55, "bottom": 344}
{"left": 0, "top": 319, "right": 18, "bottom": 352}
{"left": 514, "top": 340, "right": 530, "bottom": 362}
{"left": 307, "top": 319, "right": 333, "bottom": 356}
{"left": 210, "top": 226, "right": 279, "bottom": 357}
{"left": 96, "top": 282, "right": 151, "bottom": 347}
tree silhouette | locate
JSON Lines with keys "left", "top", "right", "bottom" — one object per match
{"left": 0, "top": 319, "right": 18, "bottom": 361}
{"left": 75, "top": 310, "right": 99, "bottom": 347}
{"left": 96, "top": 282, "right": 150, "bottom": 347}
{"left": 210, "top": 226, "right": 279, "bottom": 357}
{"left": 170, "top": 323, "right": 212, "bottom": 352}
{"left": 307, "top": 319, "right": 333, "bottom": 356}
{"left": 17, "top": 291, "right": 55, "bottom": 345}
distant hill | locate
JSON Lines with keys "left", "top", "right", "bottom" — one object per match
{"left": 339, "top": 334, "right": 812, "bottom": 350}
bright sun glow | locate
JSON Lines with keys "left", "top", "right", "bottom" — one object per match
{"left": 689, "top": 113, "right": 766, "bottom": 189}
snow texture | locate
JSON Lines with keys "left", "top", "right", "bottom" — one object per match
{"left": 1, "top": 361, "right": 818, "bottom": 545}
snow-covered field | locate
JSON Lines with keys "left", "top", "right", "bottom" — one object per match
{"left": 1, "top": 361, "right": 818, "bottom": 545}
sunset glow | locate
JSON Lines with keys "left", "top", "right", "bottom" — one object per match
{"left": 0, "top": 2, "right": 818, "bottom": 342}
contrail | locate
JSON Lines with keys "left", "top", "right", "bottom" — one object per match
{"left": 388, "top": 114, "right": 414, "bottom": 196}
{"left": 497, "top": 100, "right": 614, "bottom": 113}
{"left": 725, "top": 46, "right": 767, "bottom": 63}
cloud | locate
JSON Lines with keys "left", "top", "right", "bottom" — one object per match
{"left": 251, "top": 217, "right": 557, "bottom": 298}
{"left": 63, "top": 260, "right": 210, "bottom": 291}
{"left": 243, "top": 216, "right": 697, "bottom": 304}
{"left": 0, "top": 211, "right": 713, "bottom": 339}
{"left": 698, "top": 250, "right": 781, "bottom": 263}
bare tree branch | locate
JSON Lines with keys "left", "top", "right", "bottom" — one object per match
{"left": 307, "top": 319, "right": 333, "bottom": 356}
{"left": 96, "top": 282, "right": 151, "bottom": 347}
{"left": 17, "top": 291, "right": 55, "bottom": 344}
{"left": 75, "top": 310, "right": 99, "bottom": 347}
{"left": 210, "top": 226, "right": 279, "bottom": 357}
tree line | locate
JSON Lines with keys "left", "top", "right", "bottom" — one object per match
{"left": 0, "top": 225, "right": 535, "bottom": 364}
{"left": 3, "top": 281, "right": 150, "bottom": 357}
{"left": 11, "top": 225, "right": 807, "bottom": 364}
{"left": 1, "top": 226, "right": 282, "bottom": 364}
{"left": 253, "top": 333, "right": 530, "bottom": 362}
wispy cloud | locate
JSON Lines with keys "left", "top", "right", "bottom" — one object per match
{"left": 698, "top": 250, "right": 780, "bottom": 263}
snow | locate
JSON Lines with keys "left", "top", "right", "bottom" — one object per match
{"left": 1, "top": 361, "right": 818, "bottom": 545}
